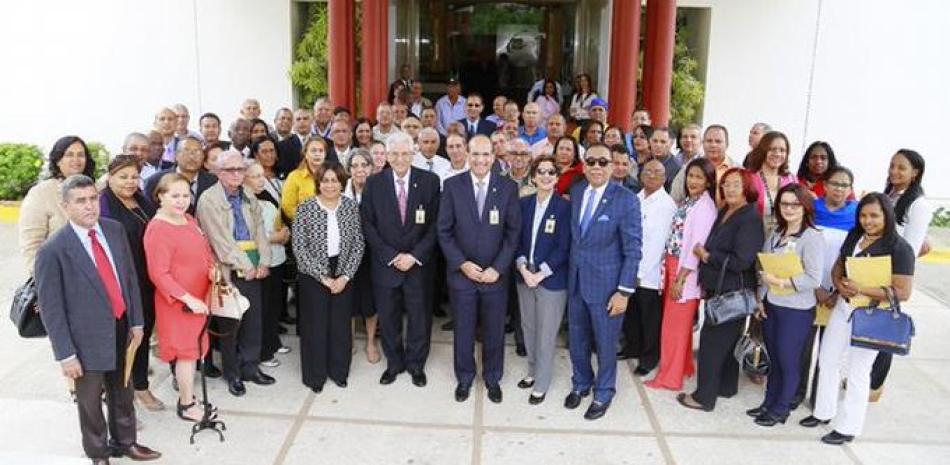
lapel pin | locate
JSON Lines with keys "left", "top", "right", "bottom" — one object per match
{"left": 413, "top": 183, "right": 417, "bottom": 188}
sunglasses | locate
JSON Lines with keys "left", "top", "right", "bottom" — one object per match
{"left": 585, "top": 158, "right": 610, "bottom": 167}
{"left": 535, "top": 168, "right": 558, "bottom": 176}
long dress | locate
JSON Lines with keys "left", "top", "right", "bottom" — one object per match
{"left": 144, "top": 215, "right": 215, "bottom": 362}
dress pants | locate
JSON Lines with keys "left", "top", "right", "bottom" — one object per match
{"left": 796, "top": 325, "right": 825, "bottom": 408}
{"left": 691, "top": 314, "right": 743, "bottom": 409}
{"left": 298, "top": 270, "right": 353, "bottom": 388}
{"left": 621, "top": 287, "right": 663, "bottom": 369}
{"left": 261, "top": 265, "right": 287, "bottom": 361}
{"left": 507, "top": 271, "right": 525, "bottom": 347}
{"left": 761, "top": 300, "right": 815, "bottom": 416}
{"left": 375, "top": 277, "right": 432, "bottom": 375}
{"left": 814, "top": 300, "right": 878, "bottom": 436}
{"left": 646, "top": 256, "right": 699, "bottom": 391}
{"left": 74, "top": 316, "right": 136, "bottom": 460}
{"left": 871, "top": 352, "right": 892, "bottom": 390}
{"left": 568, "top": 293, "right": 624, "bottom": 404}
{"left": 131, "top": 285, "right": 155, "bottom": 390}
{"left": 451, "top": 283, "right": 508, "bottom": 386}
{"left": 218, "top": 272, "right": 264, "bottom": 381}
{"left": 517, "top": 283, "right": 567, "bottom": 393}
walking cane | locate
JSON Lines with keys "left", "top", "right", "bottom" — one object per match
{"left": 190, "top": 315, "right": 226, "bottom": 444}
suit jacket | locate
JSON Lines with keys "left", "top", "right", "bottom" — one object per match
{"left": 515, "top": 193, "right": 571, "bottom": 290}
{"left": 35, "top": 218, "right": 144, "bottom": 371}
{"left": 457, "top": 117, "right": 497, "bottom": 139}
{"left": 568, "top": 181, "right": 643, "bottom": 304}
{"left": 437, "top": 171, "right": 521, "bottom": 291}
{"left": 277, "top": 134, "right": 337, "bottom": 178}
{"left": 143, "top": 169, "right": 217, "bottom": 216}
{"left": 360, "top": 167, "right": 441, "bottom": 288}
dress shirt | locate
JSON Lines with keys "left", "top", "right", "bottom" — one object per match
{"left": 580, "top": 183, "right": 607, "bottom": 226}
{"left": 140, "top": 162, "right": 162, "bottom": 189}
{"left": 334, "top": 145, "right": 353, "bottom": 167}
{"left": 392, "top": 170, "right": 411, "bottom": 200}
{"left": 636, "top": 188, "right": 677, "bottom": 289}
{"left": 226, "top": 190, "right": 252, "bottom": 241}
{"left": 435, "top": 95, "right": 467, "bottom": 135}
{"left": 464, "top": 118, "right": 482, "bottom": 135}
{"left": 318, "top": 198, "right": 341, "bottom": 257}
{"left": 486, "top": 114, "right": 505, "bottom": 126}
{"left": 444, "top": 163, "right": 470, "bottom": 183}
{"left": 470, "top": 171, "right": 491, "bottom": 199}
{"left": 70, "top": 221, "right": 120, "bottom": 288}
{"left": 312, "top": 122, "right": 331, "bottom": 139}
{"left": 412, "top": 153, "right": 452, "bottom": 183}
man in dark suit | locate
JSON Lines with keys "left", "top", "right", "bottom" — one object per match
{"left": 143, "top": 136, "right": 217, "bottom": 216}
{"left": 361, "top": 132, "right": 441, "bottom": 387}
{"left": 457, "top": 92, "right": 497, "bottom": 139}
{"left": 276, "top": 108, "right": 316, "bottom": 177}
{"left": 564, "top": 143, "right": 643, "bottom": 420}
{"left": 35, "top": 175, "right": 161, "bottom": 464}
{"left": 437, "top": 134, "right": 521, "bottom": 404}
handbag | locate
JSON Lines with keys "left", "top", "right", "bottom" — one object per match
{"left": 9, "top": 277, "right": 47, "bottom": 338}
{"left": 207, "top": 265, "right": 250, "bottom": 321}
{"left": 705, "top": 256, "right": 756, "bottom": 326}
{"left": 850, "top": 286, "right": 915, "bottom": 355}
{"left": 734, "top": 317, "right": 770, "bottom": 376}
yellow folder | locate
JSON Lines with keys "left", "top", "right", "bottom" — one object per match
{"left": 123, "top": 341, "right": 136, "bottom": 388}
{"left": 757, "top": 252, "right": 803, "bottom": 296}
{"left": 845, "top": 256, "right": 892, "bottom": 308}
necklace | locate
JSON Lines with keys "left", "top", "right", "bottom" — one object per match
{"left": 126, "top": 204, "right": 149, "bottom": 225}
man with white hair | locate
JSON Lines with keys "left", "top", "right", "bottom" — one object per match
{"left": 240, "top": 98, "right": 262, "bottom": 121}
{"left": 412, "top": 127, "right": 451, "bottom": 183}
{"left": 172, "top": 103, "right": 203, "bottom": 141}
{"left": 361, "top": 131, "right": 442, "bottom": 388}
{"left": 312, "top": 97, "right": 334, "bottom": 138}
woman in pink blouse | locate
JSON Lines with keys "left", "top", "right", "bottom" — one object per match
{"left": 747, "top": 131, "right": 797, "bottom": 235}
{"left": 646, "top": 158, "right": 719, "bottom": 391}
{"left": 534, "top": 79, "right": 561, "bottom": 126}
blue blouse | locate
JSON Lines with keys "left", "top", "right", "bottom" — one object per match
{"left": 814, "top": 198, "right": 857, "bottom": 232}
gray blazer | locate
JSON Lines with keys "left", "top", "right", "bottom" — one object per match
{"left": 35, "top": 218, "right": 144, "bottom": 372}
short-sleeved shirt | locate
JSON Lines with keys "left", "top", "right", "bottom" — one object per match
{"left": 841, "top": 234, "right": 916, "bottom": 278}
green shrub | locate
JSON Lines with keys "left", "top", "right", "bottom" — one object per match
{"left": 670, "top": 26, "right": 705, "bottom": 130}
{"left": 289, "top": 4, "right": 329, "bottom": 110}
{"left": 932, "top": 207, "right": 950, "bottom": 228}
{"left": 86, "top": 141, "right": 111, "bottom": 179}
{"left": 0, "top": 143, "right": 44, "bottom": 200}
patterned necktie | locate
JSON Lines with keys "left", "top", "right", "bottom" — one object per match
{"left": 580, "top": 189, "right": 597, "bottom": 235}
{"left": 88, "top": 230, "right": 126, "bottom": 319}
{"left": 397, "top": 179, "right": 408, "bottom": 225}
{"left": 426, "top": 160, "right": 434, "bottom": 172}
{"left": 470, "top": 122, "right": 476, "bottom": 135}
{"left": 476, "top": 181, "right": 487, "bottom": 218}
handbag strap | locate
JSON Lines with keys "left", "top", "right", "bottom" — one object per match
{"left": 714, "top": 255, "right": 730, "bottom": 296}
{"left": 881, "top": 286, "right": 901, "bottom": 314}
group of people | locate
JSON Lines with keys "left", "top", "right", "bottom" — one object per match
{"left": 20, "top": 73, "right": 932, "bottom": 464}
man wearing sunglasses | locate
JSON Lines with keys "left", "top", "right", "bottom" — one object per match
{"left": 564, "top": 144, "right": 642, "bottom": 420}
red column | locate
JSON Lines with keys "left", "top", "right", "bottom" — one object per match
{"left": 641, "top": 1, "right": 659, "bottom": 113}
{"left": 644, "top": 0, "right": 677, "bottom": 126}
{"left": 328, "top": 0, "right": 355, "bottom": 111}
{"left": 361, "top": 0, "right": 389, "bottom": 118}
{"left": 607, "top": 0, "right": 641, "bottom": 133}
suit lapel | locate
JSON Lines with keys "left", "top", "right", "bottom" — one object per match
{"left": 583, "top": 183, "right": 615, "bottom": 242}
{"left": 404, "top": 169, "right": 420, "bottom": 228}
{"left": 461, "top": 174, "right": 480, "bottom": 223}
{"left": 63, "top": 227, "right": 111, "bottom": 306}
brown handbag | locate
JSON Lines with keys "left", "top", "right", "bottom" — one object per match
{"left": 207, "top": 265, "right": 250, "bottom": 320}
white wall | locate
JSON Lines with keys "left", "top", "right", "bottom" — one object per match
{"left": 0, "top": 0, "right": 293, "bottom": 155}
{"left": 689, "top": 0, "right": 950, "bottom": 199}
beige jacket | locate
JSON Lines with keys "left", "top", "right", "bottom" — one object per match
{"left": 196, "top": 182, "right": 271, "bottom": 274}
{"left": 18, "top": 178, "right": 68, "bottom": 273}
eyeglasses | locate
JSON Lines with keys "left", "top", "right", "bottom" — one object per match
{"left": 641, "top": 168, "right": 665, "bottom": 176}
{"left": 220, "top": 167, "right": 246, "bottom": 174}
{"left": 585, "top": 158, "right": 610, "bottom": 167}
{"left": 535, "top": 168, "right": 558, "bottom": 176}
{"left": 827, "top": 181, "right": 851, "bottom": 189}
{"left": 779, "top": 202, "right": 803, "bottom": 209}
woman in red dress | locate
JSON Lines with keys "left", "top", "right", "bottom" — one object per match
{"left": 144, "top": 173, "right": 215, "bottom": 422}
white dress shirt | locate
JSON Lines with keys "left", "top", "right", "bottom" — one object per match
{"left": 70, "top": 221, "right": 120, "bottom": 288}
{"left": 317, "top": 198, "right": 341, "bottom": 257}
{"left": 636, "top": 188, "right": 677, "bottom": 290}
{"left": 580, "top": 183, "right": 607, "bottom": 224}
{"left": 412, "top": 153, "right": 452, "bottom": 185}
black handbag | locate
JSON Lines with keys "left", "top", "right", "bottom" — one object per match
{"left": 734, "top": 317, "right": 770, "bottom": 376}
{"left": 850, "top": 286, "right": 915, "bottom": 355}
{"left": 705, "top": 256, "right": 756, "bottom": 326}
{"left": 9, "top": 277, "right": 47, "bottom": 338}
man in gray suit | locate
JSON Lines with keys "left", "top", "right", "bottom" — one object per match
{"left": 35, "top": 175, "right": 161, "bottom": 465}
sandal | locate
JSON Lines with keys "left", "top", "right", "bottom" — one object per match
{"left": 176, "top": 399, "right": 217, "bottom": 422}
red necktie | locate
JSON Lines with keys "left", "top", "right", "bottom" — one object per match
{"left": 88, "top": 230, "right": 126, "bottom": 319}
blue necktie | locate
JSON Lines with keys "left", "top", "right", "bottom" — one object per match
{"left": 580, "top": 189, "right": 596, "bottom": 235}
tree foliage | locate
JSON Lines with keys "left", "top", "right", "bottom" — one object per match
{"left": 670, "top": 27, "right": 705, "bottom": 130}
{"left": 289, "top": 4, "right": 329, "bottom": 109}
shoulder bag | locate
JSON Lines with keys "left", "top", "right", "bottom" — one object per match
{"left": 9, "top": 277, "right": 47, "bottom": 338}
{"left": 705, "top": 255, "right": 756, "bottom": 326}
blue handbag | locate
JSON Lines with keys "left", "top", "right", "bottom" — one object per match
{"left": 849, "top": 286, "right": 915, "bottom": 355}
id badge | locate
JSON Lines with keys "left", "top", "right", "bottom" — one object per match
{"left": 489, "top": 208, "right": 500, "bottom": 225}
{"left": 544, "top": 217, "right": 556, "bottom": 234}
{"left": 415, "top": 207, "right": 425, "bottom": 224}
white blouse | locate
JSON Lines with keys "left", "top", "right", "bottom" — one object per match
{"left": 318, "top": 198, "right": 341, "bottom": 258}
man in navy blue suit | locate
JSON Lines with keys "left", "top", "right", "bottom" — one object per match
{"left": 457, "top": 93, "right": 497, "bottom": 139}
{"left": 564, "top": 143, "right": 642, "bottom": 420}
{"left": 438, "top": 135, "right": 521, "bottom": 404}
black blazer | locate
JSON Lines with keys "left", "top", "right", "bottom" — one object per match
{"left": 457, "top": 117, "right": 497, "bottom": 139}
{"left": 35, "top": 218, "right": 144, "bottom": 371}
{"left": 276, "top": 134, "right": 305, "bottom": 178}
{"left": 143, "top": 169, "right": 218, "bottom": 216}
{"left": 99, "top": 188, "right": 156, "bottom": 307}
{"left": 360, "top": 167, "right": 441, "bottom": 288}
{"left": 698, "top": 204, "right": 765, "bottom": 294}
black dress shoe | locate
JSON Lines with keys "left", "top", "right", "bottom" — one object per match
{"left": 487, "top": 383, "right": 503, "bottom": 403}
{"left": 564, "top": 390, "right": 590, "bottom": 409}
{"left": 411, "top": 371, "right": 427, "bottom": 387}
{"left": 121, "top": 443, "right": 162, "bottom": 461}
{"left": 616, "top": 351, "right": 635, "bottom": 361}
{"left": 516, "top": 344, "right": 527, "bottom": 357}
{"left": 455, "top": 384, "right": 471, "bottom": 402}
{"left": 379, "top": 370, "right": 399, "bottom": 385}
{"left": 746, "top": 405, "right": 767, "bottom": 418}
{"left": 584, "top": 401, "right": 610, "bottom": 420}
{"left": 433, "top": 307, "right": 447, "bottom": 317}
{"left": 279, "top": 315, "right": 297, "bottom": 325}
{"left": 202, "top": 363, "right": 222, "bottom": 379}
{"left": 528, "top": 392, "right": 546, "bottom": 405}
{"left": 799, "top": 415, "right": 831, "bottom": 428}
{"left": 278, "top": 325, "right": 288, "bottom": 335}
{"left": 310, "top": 384, "right": 323, "bottom": 394}
{"left": 227, "top": 379, "right": 246, "bottom": 397}
{"left": 633, "top": 366, "right": 651, "bottom": 376}
{"left": 91, "top": 459, "right": 111, "bottom": 465}
{"left": 505, "top": 323, "right": 514, "bottom": 334}
{"left": 517, "top": 378, "right": 535, "bottom": 389}
{"left": 242, "top": 371, "right": 276, "bottom": 386}
{"left": 441, "top": 320, "right": 455, "bottom": 331}
{"left": 821, "top": 430, "right": 854, "bottom": 445}
{"left": 333, "top": 379, "right": 347, "bottom": 388}
{"left": 754, "top": 411, "right": 788, "bottom": 427}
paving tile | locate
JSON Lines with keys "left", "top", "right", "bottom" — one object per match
{"left": 283, "top": 421, "right": 472, "bottom": 465}
{"left": 857, "top": 362, "right": 950, "bottom": 443}
{"left": 481, "top": 431, "right": 664, "bottom": 465}
{"left": 664, "top": 436, "right": 853, "bottom": 465}
{"left": 0, "top": 398, "right": 83, "bottom": 458}
{"left": 849, "top": 442, "right": 950, "bottom": 465}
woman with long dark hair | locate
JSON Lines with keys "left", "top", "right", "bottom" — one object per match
{"left": 796, "top": 141, "right": 840, "bottom": 198}
{"left": 553, "top": 136, "right": 584, "bottom": 197}
{"left": 568, "top": 73, "right": 598, "bottom": 123}
{"left": 747, "top": 131, "right": 797, "bottom": 235}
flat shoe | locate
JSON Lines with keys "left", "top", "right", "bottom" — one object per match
{"left": 517, "top": 377, "right": 535, "bottom": 389}
{"left": 799, "top": 415, "right": 831, "bottom": 428}
{"left": 676, "top": 393, "right": 712, "bottom": 412}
